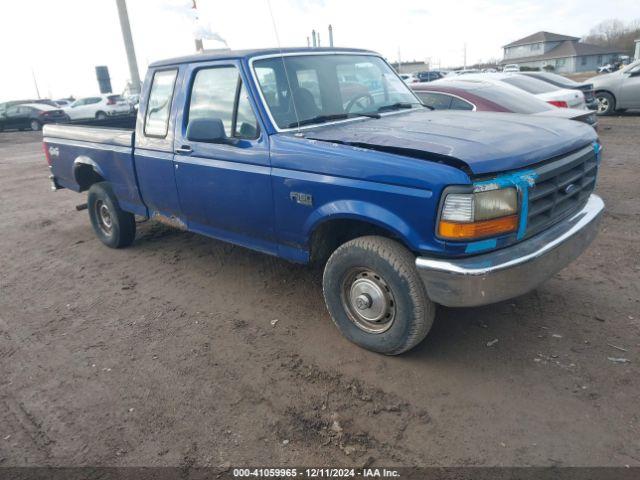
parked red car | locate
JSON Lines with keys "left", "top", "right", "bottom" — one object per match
{"left": 411, "top": 79, "right": 598, "bottom": 129}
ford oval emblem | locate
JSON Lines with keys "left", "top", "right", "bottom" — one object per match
{"left": 564, "top": 183, "right": 577, "bottom": 195}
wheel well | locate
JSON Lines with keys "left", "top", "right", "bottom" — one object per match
{"left": 74, "top": 163, "right": 104, "bottom": 191}
{"left": 595, "top": 89, "right": 616, "bottom": 101}
{"left": 309, "top": 218, "right": 408, "bottom": 266}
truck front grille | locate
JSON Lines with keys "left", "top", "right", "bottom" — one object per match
{"left": 526, "top": 145, "right": 598, "bottom": 238}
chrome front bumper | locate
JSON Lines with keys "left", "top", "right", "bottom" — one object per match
{"left": 416, "top": 194, "right": 604, "bottom": 307}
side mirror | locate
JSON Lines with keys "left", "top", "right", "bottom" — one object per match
{"left": 186, "top": 118, "right": 228, "bottom": 143}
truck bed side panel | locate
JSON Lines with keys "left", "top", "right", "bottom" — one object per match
{"left": 43, "top": 124, "right": 147, "bottom": 216}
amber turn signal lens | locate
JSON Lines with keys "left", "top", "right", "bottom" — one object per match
{"left": 438, "top": 215, "right": 518, "bottom": 240}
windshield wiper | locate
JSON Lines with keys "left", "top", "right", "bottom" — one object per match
{"left": 377, "top": 102, "right": 416, "bottom": 112}
{"left": 286, "top": 112, "right": 380, "bottom": 129}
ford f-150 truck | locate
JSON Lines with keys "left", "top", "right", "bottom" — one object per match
{"left": 43, "top": 48, "right": 604, "bottom": 355}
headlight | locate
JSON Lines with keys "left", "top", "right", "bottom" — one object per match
{"left": 438, "top": 187, "right": 518, "bottom": 240}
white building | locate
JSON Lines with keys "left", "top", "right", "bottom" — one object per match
{"left": 500, "top": 31, "right": 625, "bottom": 73}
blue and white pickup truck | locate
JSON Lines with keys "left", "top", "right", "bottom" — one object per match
{"left": 43, "top": 48, "right": 604, "bottom": 355}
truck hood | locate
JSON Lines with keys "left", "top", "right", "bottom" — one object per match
{"left": 304, "top": 109, "right": 597, "bottom": 176}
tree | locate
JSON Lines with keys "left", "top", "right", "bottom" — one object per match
{"left": 583, "top": 18, "right": 640, "bottom": 55}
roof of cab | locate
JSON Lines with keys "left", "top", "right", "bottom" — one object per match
{"left": 149, "top": 47, "right": 378, "bottom": 68}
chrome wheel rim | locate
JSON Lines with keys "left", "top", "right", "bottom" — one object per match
{"left": 341, "top": 268, "right": 396, "bottom": 334}
{"left": 96, "top": 200, "right": 113, "bottom": 235}
{"left": 596, "top": 97, "right": 609, "bottom": 114}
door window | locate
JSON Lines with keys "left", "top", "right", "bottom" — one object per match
{"left": 450, "top": 97, "right": 474, "bottom": 110}
{"left": 416, "top": 92, "right": 452, "bottom": 110}
{"left": 144, "top": 69, "right": 178, "bottom": 137}
{"left": 187, "top": 66, "right": 259, "bottom": 140}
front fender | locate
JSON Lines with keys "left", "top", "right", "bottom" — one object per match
{"left": 304, "top": 199, "right": 417, "bottom": 249}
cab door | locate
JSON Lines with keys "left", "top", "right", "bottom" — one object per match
{"left": 133, "top": 67, "right": 184, "bottom": 223}
{"left": 172, "top": 61, "right": 274, "bottom": 252}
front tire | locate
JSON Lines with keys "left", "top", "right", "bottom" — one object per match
{"left": 323, "top": 236, "right": 435, "bottom": 355}
{"left": 595, "top": 92, "right": 615, "bottom": 116}
{"left": 96, "top": 112, "right": 107, "bottom": 120}
{"left": 30, "top": 120, "right": 41, "bottom": 131}
{"left": 87, "top": 182, "right": 136, "bottom": 248}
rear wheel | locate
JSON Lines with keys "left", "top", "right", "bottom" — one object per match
{"left": 595, "top": 92, "right": 615, "bottom": 116}
{"left": 323, "top": 236, "right": 435, "bottom": 355}
{"left": 87, "top": 182, "right": 136, "bottom": 248}
{"left": 30, "top": 120, "right": 41, "bottom": 131}
{"left": 96, "top": 111, "right": 107, "bottom": 120}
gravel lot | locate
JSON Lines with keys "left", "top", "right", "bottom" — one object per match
{"left": 0, "top": 115, "right": 639, "bottom": 469}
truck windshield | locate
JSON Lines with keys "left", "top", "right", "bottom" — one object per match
{"left": 252, "top": 54, "right": 421, "bottom": 129}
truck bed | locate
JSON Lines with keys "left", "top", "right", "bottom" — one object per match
{"left": 43, "top": 124, "right": 147, "bottom": 217}
{"left": 43, "top": 124, "right": 134, "bottom": 147}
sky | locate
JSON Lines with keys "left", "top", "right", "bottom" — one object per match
{"left": 1, "top": 0, "right": 638, "bottom": 100}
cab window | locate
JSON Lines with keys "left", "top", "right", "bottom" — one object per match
{"left": 187, "top": 66, "right": 259, "bottom": 140}
{"left": 145, "top": 69, "right": 178, "bottom": 137}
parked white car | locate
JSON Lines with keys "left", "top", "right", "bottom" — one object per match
{"left": 503, "top": 64, "right": 520, "bottom": 72}
{"left": 64, "top": 94, "right": 132, "bottom": 120}
{"left": 450, "top": 73, "right": 587, "bottom": 109}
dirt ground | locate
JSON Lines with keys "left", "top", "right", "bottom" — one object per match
{"left": 0, "top": 115, "right": 639, "bottom": 469}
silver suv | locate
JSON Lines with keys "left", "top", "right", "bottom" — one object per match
{"left": 589, "top": 60, "right": 640, "bottom": 115}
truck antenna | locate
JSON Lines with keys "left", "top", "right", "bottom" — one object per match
{"left": 266, "top": 0, "right": 301, "bottom": 133}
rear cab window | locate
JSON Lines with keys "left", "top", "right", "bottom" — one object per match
{"left": 144, "top": 69, "right": 178, "bottom": 137}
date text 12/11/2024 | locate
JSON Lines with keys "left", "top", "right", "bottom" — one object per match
{"left": 232, "top": 468, "right": 400, "bottom": 478}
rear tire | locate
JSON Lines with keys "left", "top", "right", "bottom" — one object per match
{"left": 87, "top": 182, "right": 136, "bottom": 248}
{"left": 30, "top": 120, "right": 41, "bottom": 131}
{"left": 322, "top": 236, "right": 435, "bottom": 355}
{"left": 595, "top": 92, "right": 615, "bottom": 116}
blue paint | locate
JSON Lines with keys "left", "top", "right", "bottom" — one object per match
{"left": 474, "top": 169, "right": 538, "bottom": 240}
{"left": 593, "top": 141, "right": 602, "bottom": 162}
{"left": 465, "top": 238, "right": 498, "bottom": 253}
{"left": 44, "top": 47, "right": 600, "bottom": 265}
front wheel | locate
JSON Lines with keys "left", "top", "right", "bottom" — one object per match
{"left": 96, "top": 112, "right": 107, "bottom": 120}
{"left": 87, "top": 182, "right": 136, "bottom": 248}
{"left": 323, "top": 236, "right": 435, "bottom": 355}
{"left": 30, "top": 120, "right": 41, "bottom": 131}
{"left": 595, "top": 92, "right": 615, "bottom": 116}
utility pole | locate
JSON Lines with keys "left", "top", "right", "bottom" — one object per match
{"left": 312, "top": 30, "right": 317, "bottom": 47}
{"left": 31, "top": 69, "right": 41, "bottom": 99}
{"left": 463, "top": 42, "right": 467, "bottom": 69}
{"left": 115, "top": 0, "right": 141, "bottom": 94}
{"left": 192, "top": 0, "right": 204, "bottom": 52}
{"left": 328, "top": 24, "right": 334, "bottom": 47}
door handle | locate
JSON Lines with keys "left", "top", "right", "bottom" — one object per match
{"left": 175, "top": 145, "right": 193, "bottom": 155}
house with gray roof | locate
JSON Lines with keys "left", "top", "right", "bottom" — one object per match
{"left": 500, "top": 31, "right": 625, "bottom": 73}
